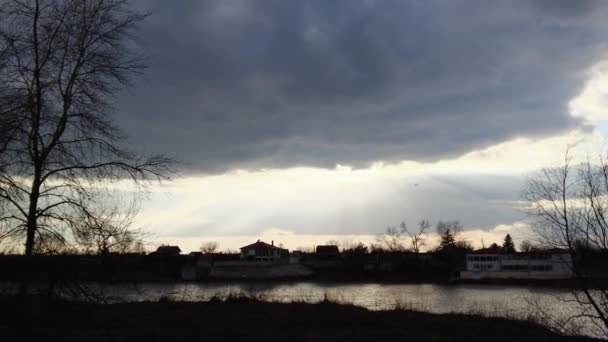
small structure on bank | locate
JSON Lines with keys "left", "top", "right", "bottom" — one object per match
{"left": 315, "top": 245, "right": 340, "bottom": 259}
{"left": 460, "top": 250, "right": 573, "bottom": 280}
{"left": 240, "top": 240, "right": 289, "bottom": 262}
{"left": 151, "top": 245, "right": 181, "bottom": 256}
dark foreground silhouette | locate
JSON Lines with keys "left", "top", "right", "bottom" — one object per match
{"left": 0, "top": 295, "right": 600, "bottom": 342}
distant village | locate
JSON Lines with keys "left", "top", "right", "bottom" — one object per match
{"left": 167, "top": 238, "right": 578, "bottom": 282}
{"left": 3, "top": 233, "right": 605, "bottom": 286}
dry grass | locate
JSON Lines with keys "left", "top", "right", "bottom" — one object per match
{"left": 0, "top": 294, "right": 601, "bottom": 342}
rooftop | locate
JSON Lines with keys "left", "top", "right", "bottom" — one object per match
{"left": 240, "top": 240, "right": 287, "bottom": 251}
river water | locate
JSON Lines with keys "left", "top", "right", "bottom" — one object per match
{"left": 94, "top": 281, "right": 604, "bottom": 338}
{"left": 3, "top": 281, "right": 606, "bottom": 338}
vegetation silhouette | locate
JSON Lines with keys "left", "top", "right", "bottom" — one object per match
{"left": 0, "top": 0, "right": 173, "bottom": 259}
{"left": 524, "top": 148, "right": 608, "bottom": 336}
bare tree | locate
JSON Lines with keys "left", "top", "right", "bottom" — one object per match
{"left": 0, "top": 0, "right": 172, "bottom": 256}
{"left": 436, "top": 220, "right": 464, "bottom": 250}
{"left": 519, "top": 239, "right": 535, "bottom": 252}
{"left": 72, "top": 196, "right": 142, "bottom": 255}
{"left": 340, "top": 239, "right": 361, "bottom": 251}
{"left": 199, "top": 241, "right": 219, "bottom": 254}
{"left": 401, "top": 220, "right": 430, "bottom": 253}
{"left": 0, "top": 237, "right": 19, "bottom": 254}
{"left": 579, "top": 157, "right": 608, "bottom": 251}
{"left": 325, "top": 239, "right": 341, "bottom": 248}
{"left": 524, "top": 151, "right": 581, "bottom": 250}
{"left": 375, "top": 226, "right": 406, "bottom": 252}
{"left": 524, "top": 149, "right": 608, "bottom": 336}
{"left": 436, "top": 220, "right": 463, "bottom": 237}
{"left": 33, "top": 229, "right": 78, "bottom": 255}
{"left": 0, "top": 36, "right": 20, "bottom": 159}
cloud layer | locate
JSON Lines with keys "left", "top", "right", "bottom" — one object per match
{"left": 114, "top": 0, "right": 608, "bottom": 172}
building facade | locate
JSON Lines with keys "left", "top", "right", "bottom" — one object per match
{"left": 460, "top": 251, "right": 573, "bottom": 280}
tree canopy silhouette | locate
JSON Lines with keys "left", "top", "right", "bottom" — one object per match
{"left": 436, "top": 220, "right": 462, "bottom": 251}
{"left": 439, "top": 229, "right": 456, "bottom": 249}
{"left": 502, "top": 234, "right": 515, "bottom": 253}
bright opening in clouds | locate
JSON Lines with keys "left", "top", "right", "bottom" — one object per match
{"left": 111, "top": 0, "right": 608, "bottom": 252}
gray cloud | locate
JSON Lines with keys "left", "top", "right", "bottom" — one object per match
{"left": 115, "top": 0, "right": 608, "bottom": 172}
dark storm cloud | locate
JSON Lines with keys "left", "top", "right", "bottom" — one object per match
{"left": 116, "top": 0, "right": 608, "bottom": 172}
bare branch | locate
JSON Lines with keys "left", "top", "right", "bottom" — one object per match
{"left": 0, "top": 0, "right": 173, "bottom": 256}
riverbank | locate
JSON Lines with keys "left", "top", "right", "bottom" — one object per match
{"left": 2, "top": 255, "right": 606, "bottom": 289}
{"left": 0, "top": 295, "right": 600, "bottom": 342}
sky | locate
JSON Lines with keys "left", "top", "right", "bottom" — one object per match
{"left": 112, "top": 0, "right": 608, "bottom": 253}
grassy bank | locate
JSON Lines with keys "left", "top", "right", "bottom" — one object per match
{"left": 0, "top": 295, "right": 600, "bottom": 342}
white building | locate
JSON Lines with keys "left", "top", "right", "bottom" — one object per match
{"left": 460, "top": 250, "right": 573, "bottom": 280}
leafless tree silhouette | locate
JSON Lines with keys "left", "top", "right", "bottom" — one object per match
{"left": 375, "top": 226, "right": 406, "bottom": 252}
{"left": 199, "top": 241, "right": 219, "bottom": 254}
{"left": 402, "top": 220, "right": 430, "bottom": 254}
{"left": 376, "top": 220, "right": 434, "bottom": 253}
{"left": 436, "top": 220, "right": 463, "bottom": 237}
{"left": 73, "top": 195, "right": 143, "bottom": 255}
{"left": 519, "top": 239, "right": 536, "bottom": 252}
{"left": 0, "top": 0, "right": 173, "bottom": 256}
{"left": 524, "top": 149, "right": 608, "bottom": 336}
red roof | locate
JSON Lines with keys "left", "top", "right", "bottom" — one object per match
{"left": 240, "top": 240, "right": 287, "bottom": 251}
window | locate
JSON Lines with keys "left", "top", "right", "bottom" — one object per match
{"left": 530, "top": 265, "right": 553, "bottom": 271}
{"left": 503, "top": 265, "right": 529, "bottom": 271}
{"left": 470, "top": 255, "right": 499, "bottom": 261}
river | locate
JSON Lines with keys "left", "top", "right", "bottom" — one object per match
{"left": 2, "top": 281, "right": 605, "bottom": 338}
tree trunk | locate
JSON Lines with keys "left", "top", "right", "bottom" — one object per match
{"left": 24, "top": 0, "right": 42, "bottom": 257}
{"left": 24, "top": 175, "right": 40, "bottom": 256}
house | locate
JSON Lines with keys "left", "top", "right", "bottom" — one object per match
{"left": 315, "top": 245, "right": 340, "bottom": 259}
{"left": 151, "top": 245, "right": 181, "bottom": 256}
{"left": 240, "top": 240, "right": 288, "bottom": 262}
{"left": 460, "top": 250, "right": 573, "bottom": 280}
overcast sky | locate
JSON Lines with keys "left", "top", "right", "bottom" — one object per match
{"left": 112, "top": 0, "right": 608, "bottom": 252}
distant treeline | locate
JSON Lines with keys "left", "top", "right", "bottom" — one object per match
{"left": 0, "top": 243, "right": 606, "bottom": 284}
{"left": 0, "top": 253, "right": 203, "bottom": 282}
